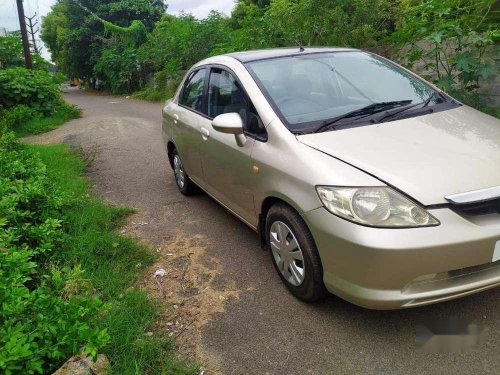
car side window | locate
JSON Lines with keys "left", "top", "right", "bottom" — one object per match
{"left": 245, "top": 102, "right": 266, "bottom": 140}
{"left": 179, "top": 69, "right": 206, "bottom": 113}
{"left": 208, "top": 68, "right": 267, "bottom": 140}
{"left": 208, "top": 68, "right": 247, "bottom": 118}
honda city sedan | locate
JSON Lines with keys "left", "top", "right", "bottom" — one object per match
{"left": 161, "top": 47, "right": 500, "bottom": 309}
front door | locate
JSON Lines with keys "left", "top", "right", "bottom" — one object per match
{"left": 199, "top": 67, "right": 259, "bottom": 226}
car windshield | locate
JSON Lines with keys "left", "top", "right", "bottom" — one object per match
{"left": 246, "top": 51, "right": 441, "bottom": 131}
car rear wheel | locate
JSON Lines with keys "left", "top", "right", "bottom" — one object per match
{"left": 266, "top": 203, "right": 327, "bottom": 301}
{"left": 172, "top": 149, "right": 197, "bottom": 195}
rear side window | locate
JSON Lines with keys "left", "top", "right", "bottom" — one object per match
{"left": 179, "top": 69, "right": 206, "bottom": 113}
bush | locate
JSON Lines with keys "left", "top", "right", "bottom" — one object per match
{"left": 0, "top": 133, "right": 109, "bottom": 374}
{"left": 0, "top": 36, "right": 23, "bottom": 69}
{"left": 131, "top": 70, "right": 182, "bottom": 102}
{"left": 0, "top": 105, "right": 35, "bottom": 131}
{"left": 0, "top": 67, "right": 62, "bottom": 115}
{"left": 0, "top": 102, "right": 81, "bottom": 137}
{"left": 392, "top": 0, "right": 497, "bottom": 93}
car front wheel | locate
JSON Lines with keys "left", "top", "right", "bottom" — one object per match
{"left": 266, "top": 203, "right": 327, "bottom": 302}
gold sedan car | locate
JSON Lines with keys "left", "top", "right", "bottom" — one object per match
{"left": 162, "top": 47, "right": 500, "bottom": 309}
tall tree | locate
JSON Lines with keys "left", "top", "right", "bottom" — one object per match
{"left": 41, "top": 0, "right": 165, "bottom": 79}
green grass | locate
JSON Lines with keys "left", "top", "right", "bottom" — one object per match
{"left": 27, "top": 144, "right": 197, "bottom": 375}
{"left": 131, "top": 80, "right": 179, "bottom": 102}
{"left": 15, "top": 103, "right": 81, "bottom": 137}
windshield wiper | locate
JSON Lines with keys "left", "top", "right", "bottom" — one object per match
{"left": 376, "top": 92, "right": 445, "bottom": 123}
{"left": 314, "top": 100, "right": 412, "bottom": 133}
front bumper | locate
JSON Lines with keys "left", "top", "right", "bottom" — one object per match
{"left": 304, "top": 207, "right": 500, "bottom": 309}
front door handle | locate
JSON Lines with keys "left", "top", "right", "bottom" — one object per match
{"left": 200, "top": 127, "right": 210, "bottom": 140}
{"left": 173, "top": 114, "right": 179, "bottom": 125}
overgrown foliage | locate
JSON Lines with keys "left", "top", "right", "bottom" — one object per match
{"left": 0, "top": 133, "right": 198, "bottom": 374}
{"left": 0, "top": 36, "right": 24, "bottom": 69}
{"left": 41, "top": 0, "right": 165, "bottom": 82}
{"left": 41, "top": 0, "right": 499, "bottom": 109}
{"left": 0, "top": 133, "right": 109, "bottom": 374}
{"left": 392, "top": 0, "right": 498, "bottom": 96}
{"left": 0, "top": 67, "right": 62, "bottom": 115}
{"left": 0, "top": 35, "right": 80, "bottom": 137}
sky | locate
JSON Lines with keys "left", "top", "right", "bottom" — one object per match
{"left": 0, "top": 0, "right": 236, "bottom": 61}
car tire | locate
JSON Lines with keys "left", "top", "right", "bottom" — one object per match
{"left": 266, "top": 203, "right": 327, "bottom": 302}
{"left": 172, "top": 149, "right": 198, "bottom": 195}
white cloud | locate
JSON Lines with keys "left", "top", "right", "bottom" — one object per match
{"left": 167, "top": 0, "right": 235, "bottom": 18}
{"left": 0, "top": 0, "right": 56, "bottom": 60}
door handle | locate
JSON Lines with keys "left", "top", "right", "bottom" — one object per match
{"left": 173, "top": 114, "right": 179, "bottom": 125}
{"left": 200, "top": 127, "right": 210, "bottom": 139}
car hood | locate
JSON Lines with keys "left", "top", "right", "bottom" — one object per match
{"left": 297, "top": 106, "right": 500, "bottom": 205}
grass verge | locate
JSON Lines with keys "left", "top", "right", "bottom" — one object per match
{"left": 14, "top": 103, "right": 81, "bottom": 137}
{"left": 28, "top": 144, "right": 197, "bottom": 375}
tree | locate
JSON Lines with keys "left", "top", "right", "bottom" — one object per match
{"left": 264, "top": 0, "right": 403, "bottom": 49}
{"left": 392, "top": 0, "right": 498, "bottom": 93}
{"left": 41, "top": 0, "right": 165, "bottom": 81}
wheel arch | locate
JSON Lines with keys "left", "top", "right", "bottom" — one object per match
{"left": 166, "top": 141, "right": 176, "bottom": 169}
{"left": 257, "top": 195, "right": 305, "bottom": 249}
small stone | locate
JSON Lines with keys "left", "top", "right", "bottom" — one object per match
{"left": 173, "top": 304, "right": 178, "bottom": 309}
{"left": 52, "top": 353, "right": 110, "bottom": 375}
{"left": 145, "top": 332, "right": 153, "bottom": 337}
{"left": 154, "top": 268, "right": 167, "bottom": 277}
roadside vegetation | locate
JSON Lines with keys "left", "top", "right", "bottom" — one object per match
{"left": 0, "top": 37, "right": 81, "bottom": 137}
{"left": 0, "top": 133, "right": 197, "bottom": 374}
{"left": 40, "top": 0, "right": 498, "bottom": 115}
{"left": 1, "top": 28, "right": 196, "bottom": 375}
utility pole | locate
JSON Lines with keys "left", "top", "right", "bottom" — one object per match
{"left": 25, "top": 13, "right": 40, "bottom": 55}
{"left": 16, "top": 0, "right": 32, "bottom": 69}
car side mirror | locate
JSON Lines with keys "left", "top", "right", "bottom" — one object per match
{"left": 212, "top": 113, "right": 244, "bottom": 135}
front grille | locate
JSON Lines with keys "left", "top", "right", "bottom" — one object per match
{"left": 448, "top": 260, "right": 500, "bottom": 278}
{"left": 451, "top": 198, "right": 500, "bottom": 216}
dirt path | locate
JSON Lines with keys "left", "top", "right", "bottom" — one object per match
{"left": 27, "top": 88, "right": 500, "bottom": 375}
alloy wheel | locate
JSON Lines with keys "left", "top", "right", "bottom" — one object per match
{"left": 173, "top": 154, "right": 185, "bottom": 189}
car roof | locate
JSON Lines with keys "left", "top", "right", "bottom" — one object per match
{"left": 224, "top": 47, "right": 359, "bottom": 63}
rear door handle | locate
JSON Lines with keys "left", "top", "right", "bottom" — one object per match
{"left": 173, "top": 114, "right": 179, "bottom": 125}
{"left": 200, "top": 127, "right": 210, "bottom": 139}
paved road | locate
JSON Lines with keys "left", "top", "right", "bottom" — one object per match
{"left": 30, "top": 89, "right": 500, "bottom": 375}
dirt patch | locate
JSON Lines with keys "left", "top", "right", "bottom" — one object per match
{"left": 128, "top": 220, "right": 247, "bottom": 374}
{"left": 145, "top": 233, "right": 241, "bottom": 373}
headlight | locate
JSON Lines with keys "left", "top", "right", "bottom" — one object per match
{"left": 316, "top": 186, "right": 439, "bottom": 227}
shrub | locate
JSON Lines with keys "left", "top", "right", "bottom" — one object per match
{"left": 0, "top": 134, "right": 109, "bottom": 374}
{"left": 131, "top": 70, "right": 182, "bottom": 102}
{"left": 0, "top": 105, "right": 35, "bottom": 132}
{"left": 0, "top": 102, "right": 81, "bottom": 137}
{"left": 0, "top": 67, "right": 62, "bottom": 115}
{"left": 392, "top": 0, "right": 498, "bottom": 93}
{"left": 0, "top": 36, "right": 23, "bottom": 69}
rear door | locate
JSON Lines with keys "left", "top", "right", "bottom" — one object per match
{"left": 173, "top": 68, "right": 208, "bottom": 186}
